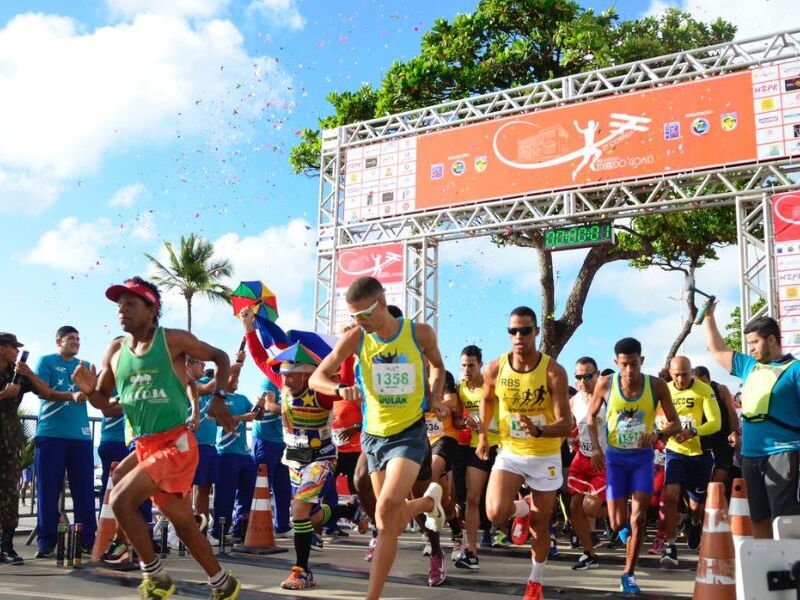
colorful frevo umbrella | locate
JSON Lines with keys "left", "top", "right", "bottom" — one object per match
{"left": 231, "top": 281, "right": 279, "bottom": 322}
{"left": 269, "top": 342, "right": 321, "bottom": 372}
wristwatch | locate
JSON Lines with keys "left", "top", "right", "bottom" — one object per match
{"left": 533, "top": 424, "right": 543, "bottom": 438}
{"left": 334, "top": 384, "right": 348, "bottom": 397}
{"left": 213, "top": 389, "right": 228, "bottom": 399}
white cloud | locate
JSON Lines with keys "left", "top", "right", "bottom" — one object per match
{"left": 642, "top": 0, "right": 799, "bottom": 39}
{"left": 23, "top": 217, "right": 115, "bottom": 272}
{"left": 130, "top": 211, "right": 158, "bottom": 242}
{"left": 109, "top": 183, "right": 145, "bottom": 208}
{"left": 0, "top": 12, "right": 292, "bottom": 214}
{"left": 107, "top": 0, "right": 231, "bottom": 20}
{"left": 247, "top": 0, "right": 305, "bottom": 30}
{"left": 0, "top": 169, "right": 59, "bottom": 215}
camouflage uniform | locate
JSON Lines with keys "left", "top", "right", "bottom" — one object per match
{"left": 0, "top": 364, "right": 31, "bottom": 533}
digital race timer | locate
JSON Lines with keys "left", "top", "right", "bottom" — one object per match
{"left": 543, "top": 222, "right": 615, "bottom": 251}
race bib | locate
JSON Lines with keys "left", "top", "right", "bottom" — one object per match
{"left": 654, "top": 450, "right": 666, "bottom": 466}
{"left": 579, "top": 440, "right": 594, "bottom": 454}
{"left": 372, "top": 363, "right": 416, "bottom": 396}
{"left": 284, "top": 431, "right": 309, "bottom": 448}
{"left": 680, "top": 415, "right": 696, "bottom": 432}
{"left": 425, "top": 416, "right": 444, "bottom": 438}
{"left": 509, "top": 413, "right": 545, "bottom": 439}
{"left": 332, "top": 427, "right": 348, "bottom": 447}
{"left": 616, "top": 418, "right": 645, "bottom": 449}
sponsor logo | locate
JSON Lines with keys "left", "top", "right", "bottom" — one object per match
{"left": 663, "top": 122, "right": 680, "bottom": 140}
{"left": 758, "top": 114, "right": 781, "bottom": 126}
{"left": 794, "top": 124, "right": 800, "bottom": 139}
{"left": 474, "top": 155, "right": 488, "bottom": 173}
{"left": 691, "top": 117, "right": 709, "bottom": 136}
{"left": 786, "top": 77, "right": 800, "bottom": 92}
{"left": 430, "top": 163, "right": 444, "bottom": 180}
{"left": 365, "top": 157, "right": 378, "bottom": 169}
{"left": 129, "top": 373, "right": 153, "bottom": 386}
{"left": 754, "top": 82, "right": 781, "bottom": 95}
{"left": 721, "top": 112, "right": 737, "bottom": 132}
{"left": 451, "top": 159, "right": 466, "bottom": 176}
{"left": 784, "top": 110, "right": 800, "bottom": 123}
{"left": 381, "top": 191, "right": 394, "bottom": 203}
{"left": 761, "top": 98, "right": 778, "bottom": 112}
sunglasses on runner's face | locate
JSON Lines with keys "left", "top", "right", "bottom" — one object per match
{"left": 507, "top": 326, "right": 534, "bottom": 336}
{"left": 574, "top": 373, "right": 595, "bottom": 381}
{"left": 350, "top": 298, "right": 380, "bottom": 322}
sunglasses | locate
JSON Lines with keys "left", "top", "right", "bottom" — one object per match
{"left": 507, "top": 326, "right": 534, "bottom": 336}
{"left": 349, "top": 298, "right": 380, "bottom": 322}
{"left": 574, "top": 373, "right": 595, "bottom": 381}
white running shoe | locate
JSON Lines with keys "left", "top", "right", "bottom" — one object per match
{"left": 422, "top": 482, "right": 445, "bottom": 532}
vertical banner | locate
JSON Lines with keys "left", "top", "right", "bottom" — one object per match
{"left": 772, "top": 191, "right": 800, "bottom": 353}
{"left": 333, "top": 243, "right": 405, "bottom": 333}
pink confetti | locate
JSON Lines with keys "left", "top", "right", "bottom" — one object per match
{"left": 294, "top": 130, "right": 302, "bottom": 137}
{"left": 195, "top": 213, "right": 200, "bottom": 218}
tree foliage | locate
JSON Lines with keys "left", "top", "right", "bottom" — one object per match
{"left": 724, "top": 298, "right": 768, "bottom": 352}
{"left": 145, "top": 234, "right": 233, "bottom": 332}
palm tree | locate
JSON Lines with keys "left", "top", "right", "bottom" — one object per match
{"left": 145, "top": 234, "right": 234, "bottom": 331}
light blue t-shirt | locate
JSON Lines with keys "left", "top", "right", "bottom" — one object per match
{"left": 253, "top": 379, "right": 283, "bottom": 443}
{"left": 193, "top": 377, "right": 217, "bottom": 446}
{"left": 35, "top": 354, "right": 91, "bottom": 441}
{"left": 732, "top": 352, "right": 800, "bottom": 457}
{"left": 99, "top": 414, "right": 126, "bottom": 443}
{"left": 216, "top": 393, "right": 253, "bottom": 456}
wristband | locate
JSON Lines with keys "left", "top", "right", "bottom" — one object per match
{"left": 213, "top": 389, "right": 228, "bottom": 399}
{"left": 335, "top": 384, "right": 347, "bottom": 397}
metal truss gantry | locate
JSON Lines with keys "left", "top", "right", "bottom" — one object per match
{"left": 314, "top": 28, "right": 800, "bottom": 335}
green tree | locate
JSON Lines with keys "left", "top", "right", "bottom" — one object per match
{"left": 724, "top": 298, "right": 768, "bottom": 352}
{"left": 291, "top": 1, "right": 737, "bottom": 355}
{"left": 145, "top": 234, "right": 233, "bottom": 332}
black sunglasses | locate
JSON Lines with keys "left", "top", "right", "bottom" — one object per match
{"left": 507, "top": 326, "right": 534, "bottom": 336}
{"left": 574, "top": 373, "right": 595, "bottom": 381}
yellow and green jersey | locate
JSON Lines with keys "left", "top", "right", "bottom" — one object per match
{"left": 606, "top": 373, "right": 657, "bottom": 451}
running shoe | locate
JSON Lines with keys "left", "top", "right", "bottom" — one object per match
{"left": 479, "top": 530, "right": 492, "bottom": 548}
{"left": 606, "top": 532, "right": 624, "bottom": 549}
{"left": 620, "top": 573, "right": 641, "bottom": 595}
{"left": 311, "top": 532, "right": 324, "bottom": 552}
{"left": 660, "top": 543, "right": 679, "bottom": 568}
{"left": 618, "top": 525, "right": 631, "bottom": 546}
{"left": 422, "top": 539, "right": 432, "bottom": 557}
{"left": 492, "top": 531, "right": 510, "bottom": 548}
{"left": 423, "top": 482, "right": 446, "bottom": 532}
{"left": 569, "top": 533, "right": 580, "bottom": 549}
{"left": 326, "top": 527, "right": 350, "bottom": 538}
{"left": 353, "top": 505, "right": 370, "bottom": 535}
{"left": 687, "top": 521, "right": 702, "bottom": 551}
{"left": 1, "top": 549, "right": 22, "bottom": 565}
{"left": 139, "top": 574, "right": 175, "bottom": 599}
{"left": 647, "top": 535, "right": 665, "bottom": 555}
{"left": 548, "top": 530, "right": 559, "bottom": 558}
{"left": 364, "top": 535, "right": 377, "bottom": 562}
{"left": 209, "top": 572, "right": 241, "bottom": 600}
{"left": 572, "top": 552, "right": 599, "bottom": 570}
{"left": 454, "top": 549, "right": 480, "bottom": 570}
{"left": 281, "top": 566, "right": 316, "bottom": 590}
{"left": 450, "top": 535, "right": 463, "bottom": 561}
{"left": 101, "top": 538, "right": 130, "bottom": 565}
{"left": 427, "top": 554, "right": 446, "bottom": 587}
{"left": 523, "top": 580, "right": 543, "bottom": 600}
{"left": 34, "top": 547, "right": 54, "bottom": 559}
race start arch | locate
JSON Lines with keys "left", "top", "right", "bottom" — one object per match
{"left": 314, "top": 28, "right": 800, "bottom": 347}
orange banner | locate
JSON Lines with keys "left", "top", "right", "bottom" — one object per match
{"left": 414, "top": 70, "right": 758, "bottom": 209}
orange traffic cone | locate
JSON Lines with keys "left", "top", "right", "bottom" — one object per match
{"left": 91, "top": 462, "right": 119, "bottom": 562}
{"left": 233, "top": 463, "right": 287, "bottom": 556}
{"left": 693, "top": 482, "right": 736, "bottom": 600}
{"left": 729, "top": 478, "right": 752, "bottom": 600}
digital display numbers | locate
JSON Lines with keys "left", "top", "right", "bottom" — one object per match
{"left": 543, "top": 223, "right": 615, "bottom": 251}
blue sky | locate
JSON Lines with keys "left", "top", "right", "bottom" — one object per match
{"left": 1, "top": 0, "right": 795, "bottom": 419}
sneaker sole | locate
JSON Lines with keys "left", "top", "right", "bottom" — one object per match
{"left": 660, "top": 558, "right": 679, "bottom": 568}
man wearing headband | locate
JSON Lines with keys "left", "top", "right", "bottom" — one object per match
{"left": 239, "top": 307, "right": 368, "bottom": 591}
{"left": 72, "top": 276, "right": 241, "bottom": 600}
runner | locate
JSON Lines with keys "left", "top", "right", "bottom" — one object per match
{"left": 477, "top": 306, "right": 571, "bottom": 600}
{"left": 693, "top": 365, "right": 739, "bottom": 487}
{"left": 586, "top": 337, "right": 679, "bottom": 595}
{"left": 702, "top": 307, "right": 800, "bottom": 538}
{"left": 187, "top": 356, "right": 218, "bottom": 536}
{"left": 309, "top": 276, "right": 448, "bottom": 600}
{"left": 240, "top": 307, "right": 367, "bottom": 590}
{"left": 71, "top": 277, "right": 241, "bottom": 600}
{"left": 659, "top": 356, "right": 720, "bottom": 567}
{"left": 454, "top": 344, "right": 497, "bottom": 570}
{"left": 567, "top": 356, "right": 608, "bottom": 571}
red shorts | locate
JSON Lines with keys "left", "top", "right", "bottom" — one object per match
{"left": 135, "top": 425, "right": 199, "bottom": 508}
{"left": 567, "top": 452, "right": 607, "bottom": 501}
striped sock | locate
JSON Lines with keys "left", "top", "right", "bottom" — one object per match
{"left": 140, "top": 557, "right": 165, "bottom": 577}
{"left": 208, "top": 567, "right": 229, "bottom": 589}
{"left": 293, "top": 519, "right": 314, "bottom": 571}
{"left": 321, "top": 504, "right": 332, "bottom": 524}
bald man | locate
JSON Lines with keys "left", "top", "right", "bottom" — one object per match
{"left": 659, "top": 356, "right": 721, "bottom": 568}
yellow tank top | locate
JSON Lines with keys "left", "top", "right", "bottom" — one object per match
{"left": 606, "top": 373, "right": 657, "bottom": 451}
{"left": 459, "top": 380, "right": 500, "bottom": 448}
{"left": 666, "top": 379, "right": 714, "bottom": 456}
{"left": 496, "top": 352, "right": 560, "bottom": 457}
{"left": 359, "top": 318, "right": 427, "bottom": 437}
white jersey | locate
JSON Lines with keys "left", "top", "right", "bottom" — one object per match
{"left": 571, "top": 390, "right": 607, "bottom": 457}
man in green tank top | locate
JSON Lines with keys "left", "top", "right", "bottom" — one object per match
{"left": 72, "top": 277, "right": 241, "bottom": 600}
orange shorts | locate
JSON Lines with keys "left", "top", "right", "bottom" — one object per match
{"left": 135, "top": 425, "right": 199, "bottom": 508}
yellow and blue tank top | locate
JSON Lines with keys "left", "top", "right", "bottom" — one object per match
{"left": 281, "top": 387, "right": 335, "bottom": 459}
{"left": 358, "top": 318, "right": 427, "bottom": 437}
{"left": 667, "top": 379, "right": 718, "bottom": 456}
{"left": 606, "top": 373, "right": 657, "bottom": 451}
{"left": 459, "top": 380, "right": 500, "bottom": 448}
{"left": 495, "top": 352, "right": 560, "bottom": 457}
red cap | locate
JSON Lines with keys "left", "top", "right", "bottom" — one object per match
{"left": 105, "top": 280, "right": 160, "bottom": 312}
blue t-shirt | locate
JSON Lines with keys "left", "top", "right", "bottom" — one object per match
{"left": 216, "top": 392, "right": 253, "bottom": 456}
{"left": 193, "top": 377, "right": 217, "bottom": 446}
{"left": 732, "top": 352, "right": 800, "bottom": 457}
{"left": 253, "top": 379, "right": 283, "bottom": 443}
{"left": 99, "top": 414, "right": 126, "bottom": 443}
{"left": 35, "top": 354, "right": 91, "bottom": 441}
